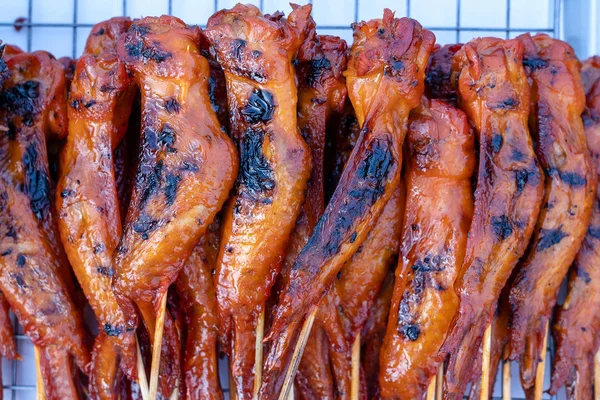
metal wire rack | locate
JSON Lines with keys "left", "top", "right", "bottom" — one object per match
{"left": 0, "top": 0, "right": 565, "bottom": 399}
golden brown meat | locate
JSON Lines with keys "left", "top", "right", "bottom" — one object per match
{"left": 425, "top": 43, "right": 463, "bottom": 102}
{"left": 204, "top": 5, "right": 313, "bottom": 398}
{"left": 112, "top": 16, "right": 238, "bottom": 398}
{"left": 507, "top": 34, "right": 596, "bottom": 393}
{"left": 175, "top": 220, "right": 222, "bottom": 400}
{"left": 379, "top": 98, "right": 475, "bottom": 399}
{"left": 263, "top": 13, "right": 434, "bottom": 398}
{"left": 0, "top": 50, "right": 89, "bottom": 399}
{"left": 549, "top": 56, "right": 600, "bottom": 399}
{"left": 55, "top": 18, "right": 138, "bottom": 399}
{"left": 440, "top": 38, "right": 544, "bottom": 399}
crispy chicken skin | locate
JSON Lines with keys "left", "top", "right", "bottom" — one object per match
{"left": 264, "top": 16, "right": 435, "bottom": 395}
{"left": 204, "top": 5, "right": 313, "bottom": 397}
{"left": 55, "top": 18, "right": 137, "bottom": 398}
{"left": 0, "top": 51, "right": 89, "bottom": 399}
{"left": 175, "top": 220, "right": 222, "bottom": 400}
{"left": 507, "top": 34, "right": 596, "bottom": 392}
{"left": 549, "top": 56, "right": 600, "bottom": 399}
{"left": 112, "top": 16, "right": 238, "bottom": 397}
{"left": 440, "top": 38, "right": 544, "bottom": 398}
{"left": 379, "top": 98, "right": 475, "bottom": 400}
{"left": 425, "top": 44, "right": 463, "bottom": 102}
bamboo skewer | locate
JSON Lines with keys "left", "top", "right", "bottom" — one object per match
{"left": 137, "top": 338, "right": 150, "bottom": 400}
{"left": 502, "top": 345, "right": 511, "bottom": 400}
{"left": 595, "top": 350, "right": 600, "bottom": 400}
{"left": 149, "top": 293, "right": 168, "bottom": 400}
{"left": 253, "top": 309, "right": 266, "bottom": 400}
{"left": 480, "top": 324, "right": 492, "bottom": 400}
{"left": 34, "top": 346, "right": 46, "bottom": 400}
{"left": 278, "top": 308, "right": 317, "bottom": 400}
{"left": 426, "top": 375, "right": 436, "bottom": 400}
{"left": 533, "top": 321, "right": 549, "bottom": 400}
{"left": 351, "top": 333, "right": 361, "bottom": 400}
{"left": 435, "top": 364, "right": 443, "bottom": 400}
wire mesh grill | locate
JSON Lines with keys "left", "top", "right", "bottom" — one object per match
{"left": 0, "top": 0, "right": 564, "bottom": 398}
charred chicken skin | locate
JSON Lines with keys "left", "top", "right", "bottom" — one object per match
{"left": 112, "top": 16, "right": 238, "bottom": 397}
{"left": 55, "top": 17, "right": 138, "bottom": 398}
{"left": 440, "top": 38, "right": 544, "bottom": 398}
{"left": 379, "top": 98, "right": 475, "bottom": 400}
{"left": 506, "top": 34, "right": 596, "bottom": 393}
{"left": 175, "top": 220, "right": 222, "bottom": 400}
{"left": 204, "top": 5, "right": 313, "bottom": 398}
{"left": 0, "top": 50, "right": 89, "bottom": 399}
{"left": 549, "top": 56, "right": 600, "bottom": 399}
{"left": 425, "top": 43, "right": 463, "bottom": 103}
{"left": 263, "top": 13, "right": 435, "bottom": 397}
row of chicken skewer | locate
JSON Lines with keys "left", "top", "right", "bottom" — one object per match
{"left": 0, "top": 3, "right": 598, "bottom": 399}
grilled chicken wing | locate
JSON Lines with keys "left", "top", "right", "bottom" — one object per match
{"left": 379, "top": 98, "right": 475, "bottom": 399}
{"left": 204, "top": 5, "right": 313, "bottom": 397}
{"left": 263, "top": 14, "right": 434, "bottom": 397}
{"left": 440, "top": 38, "right": 544, "bottom": 398}
{"left": 112, "top": 16, "right": 238, "bottom": 397}
{"left": 175, "top": 220, "right": 222, "bottom": 399}
{"left": 549, "top": 56, "right": 600, "bottom": 399}
{"left": 0, "top": 50, "right": 89, "bottom": 399}
{"left": 425, "top": 44, "right": 463, "bottom": 103}
{"left": 55, "top": 18, "right": 138, "bottom": 398}
{"left": 507, "top": 34, "right": 596, "bottom": 393}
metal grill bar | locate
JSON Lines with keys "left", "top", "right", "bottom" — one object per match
{"left": 0, "top": 0, "right": 564, "bottom": 399}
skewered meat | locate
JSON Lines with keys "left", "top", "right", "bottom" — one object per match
{"left": 0, "top": 50, "right": 89, "bottom": 399}
{"left": 55, "top": 18, "right": 138, "bottom": 398}
{"left": 507, "top": 34, "right": 596, "bottom": 394}
{"left": 379, "top": 97, "right": 475, "bottom": 399}
{"left": 425, "top": 43, "right": 463, "bottom": 103}
{"left": 440, "top": 37, "right": 544, "bottom": 398}
{"left": 263, "top": 12, "right": 435, "bottom": 397}
{"left": 204, "top": 5, "right": 313, "bottom": 397}
{"left": 112, "top": 16, "right": 238, "bottom": 397}
{"left": 550, "top": 56, "right": 600, "bottom": 399}
{"left": 175, "top": 220, "right": 222, "bottom": 399}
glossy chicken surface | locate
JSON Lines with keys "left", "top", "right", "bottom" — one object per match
{"left": 379, "top": 98, "right": 475, "bottom": 399}
{"left": 263, "top": 14, "right": 435, "bottom": 397}
{"left": 549, "top": 56, "right": 600, "bottom": 399}
{"left": 55, "top": 18, "right": 137, "bottom": 398}
{"left": 175, "top": 220, "right": 222, "bottom": 399}
{"left": 425, "top": 43, "right": 463, "bottom": 103}
{"left": 506, "top": 34, "right": 596, "bottom": 393}
{"left": 204, "top": 5, "right": 313, "bottom": 397}
{"left": 440, "top": 38, "right": 544, "bottom": 398}
{"left": 0, "top": 50, "right": 89, "bottom": 399}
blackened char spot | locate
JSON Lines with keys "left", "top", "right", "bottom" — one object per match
{"left": 238, "top": 128, "right": 275, "bottom": 203}
{"left": 349, "top": 232, "right": 357, "bottom": 243}
{"left": 0, "top": 80, "right": 39, "bottom": 122}
{"left": 97, "top": 266, "right": 114, "bottom": 277}
{"left": 93, "top": 27, "right": 105, "bottom": 36}
{"left": 241, "top": 89, "right": 275, "bottom": 125}
{"left": 164, "top": 174, "right": 181, "bottom": 206}
{"left": 14, "top": 274, "right": 26, "bottom": 288}
{"left": 491, "top": 215, "right": 513, "bottom": 240}
{"left": 165, "top": 98, "right": 180, "bottom": 114}
{"left": 491, "top": 134, "right": 503, "bottom": 153}
{"left": 576, "top": 265, "right": 592, "bottom": 284}
{"left": 104, "top": 324, "right": 123, "bottom": 336}
{"left": 315, "top": 136, "right": 394, "bottom": 259}
{"left": 307, "top": 57, "right": 331, "bottom": 87}
{"left": 559, "top": 171, "right": 587, "bottom": 187}
{"left": 400, "top": 323, "right": 420, "bottom": 341}
{"left": 137, "top": 159, "right": 163, "bottom": 205}
{"left": 22, "top": 143, "right": 51, "bottom": 221}
{"left": 159, "top": 125, "right": 176, "bottom": 148}
{"left": 587, "top": 226, "right": 600, "bottom": 239}
{"left": 515, "top": 168, "right": 539, "bottom": 194}
{"left": 523, "top": 57, "right": 548, "bottom": 70}
{"left": 231, "top": 39, "right": 246, "bottom": 59}
{"left": 1, "top": 249, "right": 11, "bottom": 257}
{"left": 537, "top": 227, "right": 568, "bottom": 251}
{"left": 132, "top": 214, "right": 159, "bottom": 238}
{"left": 16, "top": 254, "right": 25, "bottom": 267}
{"left": 125, "top": 38, "right": 172, "bottom": 63}
{"left": 84, "top": 100, "right": 96, "bottom": 108}
{"left": 490, "top": 98, "right": 518, "bottom": 110}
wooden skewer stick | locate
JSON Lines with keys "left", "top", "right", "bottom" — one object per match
{"left": 278, "top": 308, "right": 317, "bottom": 400}
{"left": 435, "top": 364, "right": 443, "bottom": 400}
{"left": 502, "top": 345, "right": 511, "bottom": 400}
{"left": 351, "top": 333, "right": 361, "bottom": 400}
{"left": 34, "top": 346, "right": 46, "bottom": 400}
{"left": 533, "top": 321, "right": 549, "bottom": 400}
{"left": 426, "top": 375, "right": 436, "bottom": 400}
{"left": 595, "top": 350, "right": 600, "bottom": 400}
{"left": 149, "top": 293, "right": 168, "bottom": 400}
{"left": 480, "top": 324, "right": 492, "bottom": 400}
{"left": 288, "top": 382, "right": 295, "bottom": 400}
{"left": 137, "top": 338, "right": 150, "bottom": 400}
{"left": 253, "top": 309, "right": 266, "bottom": 400}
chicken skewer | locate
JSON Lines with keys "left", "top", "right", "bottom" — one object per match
{"left": 112, "top": 16, "right": 239, "bottom": 399}
{"left": 262, "top": 12, "right": 435, "bottom": 398}
{"left": 0, "top": 50, "right": 90, "bottom": 399}
{"left": 379, "top": 97, "right": 475, "bottom": 400}
{"left": 506, "top": 34, "right": 596, "bottom": 397}
{"left": 549, "top": 55, "right": 600, "bottom": 399}
{"left": 440, "top": 37, "right": 544, "bottom": 399}
{"left": 203, "top": 5, "right": 313, "bottom": 398}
